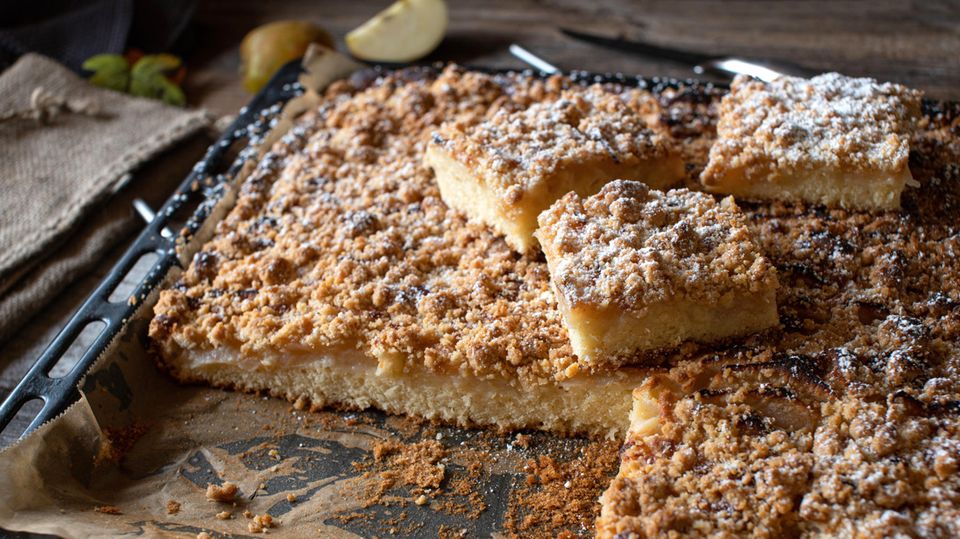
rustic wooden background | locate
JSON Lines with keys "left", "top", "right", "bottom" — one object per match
{"left": 2, "top": 0, "right": 960, "bottom": 446}
{"left": 187, "top": 0, "right": 960, "bottom": 115}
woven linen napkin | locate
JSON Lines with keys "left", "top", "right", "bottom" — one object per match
{"left": 0, "top": 53, "right": 211, "bottom": 342}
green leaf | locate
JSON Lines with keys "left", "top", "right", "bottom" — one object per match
{"left": 82, "top": 54, "right": 130, "bottom": 92}
{"left": 128, "top": 54, "right": 186, "bottom": 106}
{"left": 131, "top": 54, "right": 182, "bottom": 77}
{"left": 82, "top": 54, "right": 128, "bottom": 73}
{"left": 130, "top": 73, "right": 186, "bottom": 107}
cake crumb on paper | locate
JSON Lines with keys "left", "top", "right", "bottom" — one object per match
{"left": 248, "top": 513, "right": 276, "bottom": 533}
{"left": 94, "top": 505, "right": 122, "bottom": 515}
{"left": 206, "top": 481, "right": 238, "bottom": 502}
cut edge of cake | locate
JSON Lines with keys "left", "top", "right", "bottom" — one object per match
{"left": 153, "top": 343, "right": 653, "bottom": 439}
{"left": 553, "top": 288, "right": 779, "bottom": 365}
{"left": 536, "top": 181, "right": 780, "bottom": 366}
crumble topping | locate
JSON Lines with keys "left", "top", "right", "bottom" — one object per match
{"left": 601, "top": 362, "right": 960, "bottom": 538}
{"left": 701, "top": 73, "right": 922, "bottom": 184}
{"left": 536, "top": 180, "right": 777, "bottom": 311}
{"left": 147, "top": 65, "right": 960, "bottom": 536}
{"left": 430, "top": 85, "right": 669, "bottom": 207}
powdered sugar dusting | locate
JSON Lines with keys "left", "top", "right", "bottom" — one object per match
{"left": 431, "top": 85, "right": 667, "bottom": 204}
{"left": 537, "top": 180, "right": 778, "bottom": 311}
{"left": 702, "top": 72, "right": 922, "bottom": 184}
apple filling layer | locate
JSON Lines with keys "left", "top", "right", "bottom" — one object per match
{"left": 164, "top": 347, "right": 648, "bottom": 438}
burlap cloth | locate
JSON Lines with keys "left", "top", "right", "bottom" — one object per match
{"left": 0, "top": 53, "right": 212, "bottom": 344}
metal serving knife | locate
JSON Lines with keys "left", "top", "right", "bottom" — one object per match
{"left": 560, "top": 28, "right": 816, "bottom": 82}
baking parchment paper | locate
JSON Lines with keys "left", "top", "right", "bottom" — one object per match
{"left": 0, "top": 49, "right": 617, "bottom": 538}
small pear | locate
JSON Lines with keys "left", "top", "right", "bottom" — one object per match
{"left": 241, "top": 20, "right": 335, "bottom": 93}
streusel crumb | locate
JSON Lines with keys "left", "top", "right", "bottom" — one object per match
{"left": 701, "top": 73, "right": 922, "bottom": 209}
{"left": 538, "top": 180, "right": 777, "bottom": 311}
{"left": 431, "top": 86, "right": 670, "bottom": 205}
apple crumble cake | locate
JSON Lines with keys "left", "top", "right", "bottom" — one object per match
{"left": 149, "top": 65, "right": 960, "bottom": 537}
{"left": 701, "top": 73, "right": 923, "bottom": 210}
{"left": 150, "top": 68, "right": 661, "bottom": 438}
{"left": 536, "top": 180, "right": 778, "bottom": 365}
{"left": 425, "top": 86, "right": 684, "bottom": 252}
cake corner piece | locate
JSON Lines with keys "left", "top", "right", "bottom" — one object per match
{"left": 425, "top": 86, "right": 685, "bottom": 253}
{"left": 536, "top": 180, "right": 779, "bottom": 366}
{"left": 700, "top": 72, "right": 923, "bottom": 211}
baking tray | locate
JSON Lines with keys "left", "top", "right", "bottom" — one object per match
{"left": 0, "top": 62, "right": 305, "bottom": 439}
{"left": 0, "top": 60, "right": 724, "bottom": 442}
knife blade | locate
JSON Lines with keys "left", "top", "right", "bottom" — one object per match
{"left": 560, "top": 28, "right": 815, "bottom": 81}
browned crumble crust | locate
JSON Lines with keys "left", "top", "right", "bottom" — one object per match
{"left": 598, "top": 95, "right": 960, "bottom": 536}
{"left": 149, "top": 65, "right": 960, "bottom": 536}
{"left": 536, "top": 180, "right": 777, "bottom": 311}
{"left": 151, "top": 66, "right": 590, "bottom": 384}
{"left": 431, "top": 86, "right": 669, "bottom": 206}
{"left": 701, "top": 73, "right": 922, "bottom": 185}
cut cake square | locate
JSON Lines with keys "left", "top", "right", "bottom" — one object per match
{"left": 536, "top": 180, "right": 779, "bottom": 365}
{"left": 700, "top": 73, "right": 922, "bottom": 210}
{"left": 425, "top": 86, "right": 684, "bottom": 253}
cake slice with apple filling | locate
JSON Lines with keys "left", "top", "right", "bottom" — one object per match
{"left": 425, "top": 86, "right": 684, "bottom": 253}
{"left": 700, "top": 73, "right": 922, "bottom": 210}
{"left": 536, "top": 180, "right": 779, "bottom": 366}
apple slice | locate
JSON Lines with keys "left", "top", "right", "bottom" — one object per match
{"left": 346, "top": 0, "right": 448, "bottom": 62}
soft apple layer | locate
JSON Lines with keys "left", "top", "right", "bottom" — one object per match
{"left": 161, "top": 346, "right": 649, "bottom": 438}
{"left": 703, "top": 165, "right": 913, "bottom": 211}
{"left": 560, "top": 290, "right": 779, "bottom": 364}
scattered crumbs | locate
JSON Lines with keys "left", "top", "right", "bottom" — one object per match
{"left": 95, "top": 423, "right": 149, "bottom": 465}
{"left": 248, "top": 513, "right": 276, "bottom": 533}
{"left": 437, "top": 524, "right": 469, "bottom": 538}
{"left": 365, "top": 438, "right": 447, "bottom": 503}
{"left": 504, "top": 440, "right": 620, "bottom": 537}
{"left": 216, "top": 511, "right": 232, "bottom": 520}
{"left": 514, "top": 433, "right": 531, "bottom": 449}
{"left": 286, "top": 493, "right": 297, "bottom": 503}
{"left": 243, "top": 509, "right": 254, "bottom": 519}
{"left": 293, "top": 395, "right": 309, "bottom": 410}
{"left": 166, "top": 500, "right": 181, "bottom": 515}
{"left": 94, "top": 505, "right": 122, "bottom": 515}
{"left": 339, "top": 429, "right": 491, "bottom": 527}
{"left": 206, "top": 481, "right": 238, "bottom": 502}
{"left": 268, "top": 448, "right": 281, "bottom": 459}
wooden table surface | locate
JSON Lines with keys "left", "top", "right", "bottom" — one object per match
{"left": 187, "top": 0, "right": 960, "bottom": 115}
{"left": 2, "top": 0, "right": 960, "bottom": 446}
